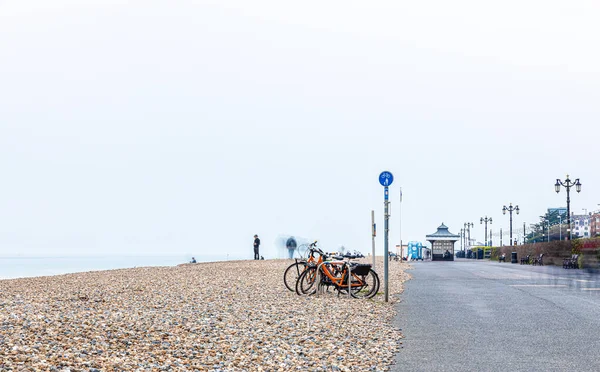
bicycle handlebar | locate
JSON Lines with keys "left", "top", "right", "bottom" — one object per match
{"left": 331, "top": 252, "right": 365, "bottom": 260}
{"left": 307, "top": 242, "right": 364, "bottom": 260}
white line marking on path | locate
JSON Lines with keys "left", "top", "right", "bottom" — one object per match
{"left": 510, "top": 285, "right": 567, "bottom": 287}
{"left": 581, "top": 288, "right": 600, "bottom": 291}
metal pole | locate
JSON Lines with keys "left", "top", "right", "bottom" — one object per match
{"left": 523, "top": 222, "right": 526, "bottom": 244}
{"left": 559, "top": 215, "right": 562, "bottom": 241}
{"left": 509, "top": 211, "right": 513, "bottom": 246}
{"left": 490, "top": 228, "right": 493, "bottom": 247}
{"left": 467, "top": 226, "right": 471, "bottom": 249}
{"left": 485, "top": 221, "right": 488, "bottom": 247}
{"left": 463, "top": 223, "right": 467, "bottom": 251}
{"left": 384, "top": 186, "right": 390, "bottom": 303}
{"left": 399, "top": 187, "right": 402, "bottom": 261}
{"left": 500, "top": 228, "right": 503, "bottom": 246}
{"left": 371, "top": 210, "right": 375, "bottom": 269}
{"left": 567, "top": 184, "right": 571, "bottom": 240}
{"left": 348, "top": 258, "right": 351, "bottom": 299}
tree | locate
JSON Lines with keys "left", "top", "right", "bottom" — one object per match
{"left": 525, "top": 209, "right": 568, "bottom": 243}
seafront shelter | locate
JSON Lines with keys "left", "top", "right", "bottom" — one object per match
{"left": 426, "top": 223, "right": 460, "bottom": 261}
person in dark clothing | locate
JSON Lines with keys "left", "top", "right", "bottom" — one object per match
{"left": 286, "top": 237, "right": 297, "bottom": 259}
{"left": 253, "top": 234, "right": 260, "bottom": 260}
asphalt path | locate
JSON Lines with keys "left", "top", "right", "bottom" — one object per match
{"left": 392, "top": 259, "right": 600, "bottom": 372}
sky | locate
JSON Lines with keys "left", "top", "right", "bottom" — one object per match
{"left": 1, "top": 0, "right": 599, "bottom": 258}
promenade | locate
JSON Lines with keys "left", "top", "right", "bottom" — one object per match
{"left": 393, "top": 260, "right": 600, "bottom": 372}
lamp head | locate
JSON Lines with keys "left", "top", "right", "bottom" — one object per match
{"left": 503, "top": 206, "right": 507, "bottom": 215}
{"left": 575, "top": 179, "right": 582, "bottom": 193}
{"left": 516, "top": 206, "right": 520, "bottom": 215}
{"left": 555, "top": 181, "right": 560, "bottom": 193}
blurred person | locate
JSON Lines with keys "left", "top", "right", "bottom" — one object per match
{"left": 286, "top": 236, "right": 297, "bottom": 259}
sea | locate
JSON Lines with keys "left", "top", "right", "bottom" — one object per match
{"left": 0, "top": 254, "right": 248, "bottom": 280}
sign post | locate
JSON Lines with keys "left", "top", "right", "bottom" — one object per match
{"left": 371, "top": 210, "right": 376, "bottom": 270}
{"left": 379, "top": 171, "right": 393, "bottom": 303}
{"left": 399, "top": 187, "right": 403, "bottom": 260}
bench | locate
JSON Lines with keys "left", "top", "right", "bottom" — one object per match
{"left": 532, "top": 254, "right": 544, "bottom": 266}
{"left": 499, "top": 254, "right": 506, "bottom": 263}
{"left": 563, "top": 254, "right": 579, "bottom": 269}
{"left": 520, "top": 255, "right": 530, "bottom": 265}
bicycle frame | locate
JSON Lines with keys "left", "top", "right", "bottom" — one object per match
{"left": 288, "top": 244, "right": 327, "bottom": 287}
{"left": 314, "top": 260, "right": 367, "bottom": 294}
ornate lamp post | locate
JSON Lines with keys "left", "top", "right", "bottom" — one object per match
{"left": 480, "top": 216, "right": 492, "bottom": 247}
{"left": 555, "top": 175, "right": 581, "bottom": 240}
{"left": 502, "top": 203, "right": 520, "bottom": 246}
{"left": 464, "top": 222, "right": 473, "bottom": 251}
{"left": 460, "top": 228, "right": 464, "bottom": 253}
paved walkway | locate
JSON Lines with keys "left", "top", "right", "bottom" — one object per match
{"left": 392, "top": 259, "right": 600, "bottom": 371}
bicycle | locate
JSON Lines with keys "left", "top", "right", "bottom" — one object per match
{"left": 296, "top": 251, "right": 380, "bottom": 299}
{"left": 283, "top": 241, "right": 324, "bottom": 292}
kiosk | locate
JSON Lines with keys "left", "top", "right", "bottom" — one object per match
{"left": 426, "top": 223, "right": 460, "bottom": 261}
{"left": 407, "top": 241, "right": 424, "bottom": 261}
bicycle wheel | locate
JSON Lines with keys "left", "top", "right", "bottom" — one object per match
{"left": 284, "top": 261, "right": 307, "bottom": 292}
{"left": 350, "top": 269, "right": 380, "bottom": 299}
{"left": 296, "top": 266, "right": 319, "bottom": 296}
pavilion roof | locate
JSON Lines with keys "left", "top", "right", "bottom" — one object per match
{"left": 426, "top": 223, "right": 460, "bottom": 241}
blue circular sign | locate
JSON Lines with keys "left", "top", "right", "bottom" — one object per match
{"left": 379, "top": 171, "right": 393, "bottom": 186}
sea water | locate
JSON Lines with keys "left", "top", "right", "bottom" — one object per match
{"left": 0, "top": 254, "right": 248, "bottom": 280}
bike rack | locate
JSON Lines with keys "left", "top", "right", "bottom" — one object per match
{"left": 315, "top": 259, "right": 352, "bottom": 299}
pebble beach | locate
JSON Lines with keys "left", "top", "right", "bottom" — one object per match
{"left": 0, "top": 258, "right": 410, "bottom": 371}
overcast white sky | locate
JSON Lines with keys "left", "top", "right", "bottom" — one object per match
{"left": 1, "top": 0, "right": 599, "bottom": 258}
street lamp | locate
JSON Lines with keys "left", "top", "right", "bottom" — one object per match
{"left": 464, "top": 222, "right": 473, "bottom": 251}
{"left": 502, "top": 203, "right": 520, "bottom": 246}
{"left": 558, "top": 213, "right": 563, "bottom": 241}
{"left": 480, "top": 216, "right": 492, "bottom": 247}
{"left": 555, "top": 175, "right": 581, "bottom": 240}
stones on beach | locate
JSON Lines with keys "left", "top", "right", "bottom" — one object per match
{"left": 0, "top": 258, "right": 409, "bottom": 371}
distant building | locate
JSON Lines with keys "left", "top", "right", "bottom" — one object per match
{"left": 426, "top": 223, "right": 460, "bottom": 261}
{"left": 396, "top": 244, "right": 409, "bottom": 257}
{"left": 571, "top": 213, "right": 591, "bottom": 238}
{"left": 548, "top": 207, "right": 567, "bottom": 216}
{"left": 591, "top": 211, "right": 600, "bottom": 238}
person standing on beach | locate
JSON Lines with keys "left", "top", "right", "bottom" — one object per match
{"left": 253, "top": 234, "right": 260, "bottom": 260}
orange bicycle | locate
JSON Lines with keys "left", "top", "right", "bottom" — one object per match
{"left": 295, "top": 252, "right": 379, "bottom": 299}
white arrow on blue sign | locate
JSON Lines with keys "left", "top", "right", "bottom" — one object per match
{"left": 379, "top": 171, "right": 394, "bottom": 186}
